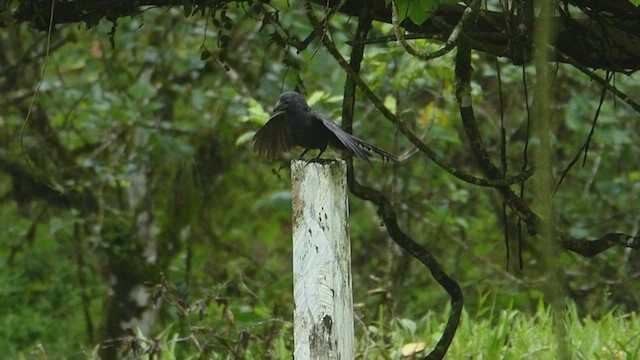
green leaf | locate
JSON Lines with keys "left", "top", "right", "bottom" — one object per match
{"left": 128, "top": 82, "right": 156, "bottom": 101}
{"left": 599, "top": 127, "right": 632, "bottom": 146}
{"left": 408, "top": 1, "right": 438, "bottom": 25}
{"left": 236, "top": 131, "right": 256, "bottom": 146}
{"left": 629, "top": 0, "right": 640, "bottom": 7}
{"left": 398, "top": 318, "right": 417, "bottom": 335}
{"left": 182, "top": 0, "right": 192, "bottom": 16}
{"left": 383, "top": 95, "right": 397, "bottom": 113}
{"left": 242, "top": 98, "right": 270, "bottom": 124}
{"left": 386, "top": 0, "right": 441, "bottom": 25}
{"left": 306, "top": 91, "right": 327, "bottom": 107}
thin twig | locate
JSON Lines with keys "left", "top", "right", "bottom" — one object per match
{"left": 553, "top": 71, "right": 612, "bottom": 196}
{"left": 553, "top": 47, "right": 640, "bottom": 114}
{"left": 20, "top": 0, "right": 56, "bottom": 178}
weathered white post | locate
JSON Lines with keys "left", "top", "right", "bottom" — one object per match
{"left": 291, "top": 159, "right": 355, "bottom": 359}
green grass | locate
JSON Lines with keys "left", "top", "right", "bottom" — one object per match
{"left": 359, "top": 303, "right": 640, "bottom": 359}
{"left": 16, "top": 302, "right": 640, "bottom": 359}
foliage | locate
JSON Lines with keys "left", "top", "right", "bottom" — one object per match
{"left": 384, "top": 0, "right": 459, "bottom": 25}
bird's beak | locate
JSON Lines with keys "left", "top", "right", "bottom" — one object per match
{"left": 273, "top": 98, "right": 287, "bottom": 112}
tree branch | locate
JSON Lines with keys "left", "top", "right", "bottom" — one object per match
{"left": 348, "top": 168, "right": 463, "bottom": 359}
{"left": 559, "top": 233, "right": 640, "bottom": 257}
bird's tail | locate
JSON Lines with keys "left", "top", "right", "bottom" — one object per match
{"left": 351, "top": 136, "right": 399, "bottom": 163}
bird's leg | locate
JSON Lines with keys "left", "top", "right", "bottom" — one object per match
{"left": 299, "top": 149, "right": 309, "bottom": 159}
{"left": 316, "top": 144, "right": 328, "bottom": 159}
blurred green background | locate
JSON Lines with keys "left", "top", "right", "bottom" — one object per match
{"left": 1, "top": 1, "right": 639, "bottom": 358}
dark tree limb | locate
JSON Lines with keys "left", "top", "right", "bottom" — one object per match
{"left": 341, "top": 1, "right": 372, "bottom": 135}
{"left": 73, "top": 222, "right": 96, "bottom": 343}
{"left": 455, "top": 40, "right": 540, "bottom": 233}
{"left": 559, "top": 233, "right": 640, "bottom": 257}
{"left": 347, "top": 166, "right": 463, "bottom": 360}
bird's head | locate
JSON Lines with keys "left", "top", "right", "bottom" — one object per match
{"left": 273, "top": 91, "right": 306, "bottom": 112}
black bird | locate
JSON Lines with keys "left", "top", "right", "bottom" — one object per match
{"left": 253, "top": 92, "right": 398, "bottom": 165}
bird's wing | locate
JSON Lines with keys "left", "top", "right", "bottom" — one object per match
{"left": 313, "top": 112, "right": 372, "bottom": 164}
{"left": 314, "top": 112, "right": 399, "bottom": 164}
{"left": 253, "top": 111, "right": 292, "bottom": 160}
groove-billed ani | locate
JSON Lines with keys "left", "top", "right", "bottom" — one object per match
{"left": 253, "top": 92, "right": 398, "bottom": 165}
